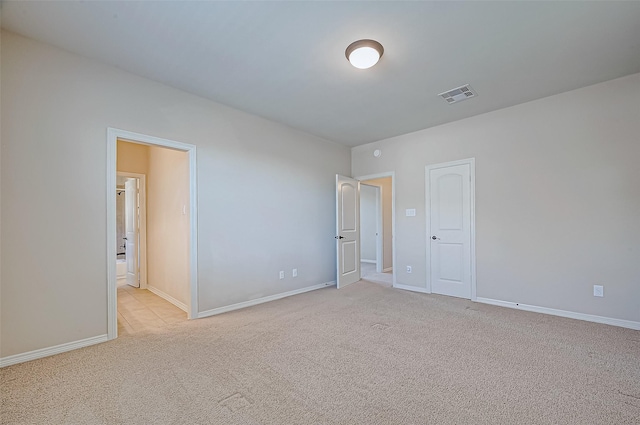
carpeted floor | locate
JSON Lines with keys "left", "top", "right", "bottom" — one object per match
{"left": 1, "top": 281, "right": 639, "bottom": 424}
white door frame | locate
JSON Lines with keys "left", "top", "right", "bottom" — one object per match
{"left": 354, "top": 172, "right": 396, "bottom": 287}
{"left": 117, "top": 172, "right": 147, "bottom": 289}
{"left": 425, "top": 158, "right": 476, "bottom": 300}
{"left": 107, "top": 128, "right": 199, "bottom": 340}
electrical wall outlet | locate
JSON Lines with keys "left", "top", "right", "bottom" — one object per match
{"left": 593, "top": 285, "right": 604, "bottom": 297}
{"left": 279, "top": 271, "right": 285, "bottom": 280}
{"left": 406, "top": 266, "right": 412, "bottom": 274}
{"left": 292, "top": 268, "right": 298, "bottom": 277}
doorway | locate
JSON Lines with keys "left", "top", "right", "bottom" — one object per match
{"left": 116, "top": 173, "right": 146, "bottom": 289}
{"left": 359, "top": 183, "right": 381, "bottom": 270}
{"left": 425, "top": 158, "right": 476, "bottom": 300}
{"left": 358, "top": 177, "right": 393, "bottom": 287}
{"left": 107, "top": 128, "right": 199, "bottom": 340}
{"left": 335, "top": 172, "right": 395, "bottom": 289}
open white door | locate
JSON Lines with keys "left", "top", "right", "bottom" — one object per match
{"left": 336, "top": 175, "right": 360, "bottom": 288}
{"left": 124, "top": 178, "right": 140, "bottom": 288}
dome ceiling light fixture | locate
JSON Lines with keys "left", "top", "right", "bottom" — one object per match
{"left": 345, "top": 39, "right": 384, "bottom": 70}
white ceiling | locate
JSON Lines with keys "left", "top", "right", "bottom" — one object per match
{"left": 2, "top": 1, "right": 639, "bottom": 147}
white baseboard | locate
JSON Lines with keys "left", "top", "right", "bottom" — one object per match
{"left": 198, "top": 281, "right": 336, "bottom": 319}
{"left": 147, "top": 285, "right": 188, "bottom": 313}
{"left": 0, "top": 334, "right": 108, "bottom": 368}
{"left": 476, "top": 297, "right": 640, "bottom": 330}
{"left": 383, "top": 267, "right": 393, "bottom": 273}
{"left": 393, "top": 283, "right": 430, "bottom": 294}
{"left": 360, "top": 259, "right": 376, "bottom": 264}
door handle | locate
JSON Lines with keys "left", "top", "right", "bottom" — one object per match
{"left": 431, "top": 236, "right": 440, "bottom": 240}
{"left": 335, "top": 236, "right": 345, "bottom": 239}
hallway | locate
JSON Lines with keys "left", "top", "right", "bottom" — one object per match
{"left": 360, "top": 262, "right": 393, "bottom": 287}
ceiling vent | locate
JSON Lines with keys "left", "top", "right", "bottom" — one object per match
{"left": 438, "top": 84, "right": 477, "bottom": 104}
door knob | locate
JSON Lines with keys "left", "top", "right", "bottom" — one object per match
{"left": 432, "top": 236, "right": 440, "bottom": 240}
{"left": 335, "top": 236, "right": 345, "bottom": 239}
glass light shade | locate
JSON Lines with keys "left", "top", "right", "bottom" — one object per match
{"left": 349, "top": 47, "right": 380, "bottom": 69}
{"left": 345, "top": 39, "right": 384, "bottom": 70}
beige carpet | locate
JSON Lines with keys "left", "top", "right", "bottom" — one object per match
{"left": 2, "top": 281, "right": 639, "bottom": 424}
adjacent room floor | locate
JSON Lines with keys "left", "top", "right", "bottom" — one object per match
{"left": 360, "top": 261, "right": 393, "bottom": 287}
{"left": 117, "top": 285, "right": 187, "bottom": 335}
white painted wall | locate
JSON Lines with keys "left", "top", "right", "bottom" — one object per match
{"left": 0, "top": 31, "right": 350, "bottom": 358}
{"left": 146, "top": 146, "right": 190, "bottom": 306}
{"left": 359, "top": 184, "right": 377, "bottom": 262}
{"left": 352, "top": 73, "right": 640, "bottom": 323}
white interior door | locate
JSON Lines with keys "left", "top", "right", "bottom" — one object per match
{"left": 125, "top": 178, "right": 140, "bottom": 288}
{"left": 336, "top": 175, "right": 360, "bottom": 288}
{"left": 427, "top": 162, "right": 473, "bottom": 299}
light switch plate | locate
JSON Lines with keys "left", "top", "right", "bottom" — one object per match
{"left": 406, "top": 209, "right": 416, "bottom": 217}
